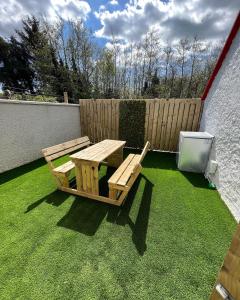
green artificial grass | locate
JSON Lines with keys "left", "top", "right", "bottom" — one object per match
{"left": 0, "top": 151, "right": 236, "bottom": 300}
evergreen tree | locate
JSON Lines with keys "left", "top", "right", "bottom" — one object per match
{"left": 17, "top": 16, "right": 56, "bottom": 94}
{"left": 0, "top": 36, "right": 34, "bottom": 91}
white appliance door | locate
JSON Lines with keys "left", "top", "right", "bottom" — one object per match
{"left": 178, "top": 137, "right": 212, "bottom": 173}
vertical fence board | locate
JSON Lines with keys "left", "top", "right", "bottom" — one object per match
{"left": 191, "top": 101, "right": 203, "bottom": 131}
{"left": 173, "top": 100, "right": 184, "bottom": 151}
{"left": 156, "top": 101, "right": 165, "bottom": 149}
{"left": 160, "top": 100, "right": 170, "bottom": 150}
{"left": 151, "top": 101, "right": 160, "bottom": 149}
{"left": 181, "top": 101, "right": 190, "bottom": 132}
{"left": 186, "top": 103, "right": 196, "bottom": 131}
{"left": 115, "top": 100, "right": 119, "bottom": 140}
{"left": 144, "top": 100, "right": 150, "bottom": 144}
{"left": 148, "top": 101, "right": 155, "bottom": 147}
{"left": 169, "top": 100, "right": 180, "bottom": 151}
{"left": 79, "top": 98, "right": 202, "bottom": 152}
{"left": 164, "top": 100, "right": 175, "bottom": 150}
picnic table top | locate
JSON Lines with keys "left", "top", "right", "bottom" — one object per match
{"left": 70, "top": 139, "right": 126, "bottom": 163}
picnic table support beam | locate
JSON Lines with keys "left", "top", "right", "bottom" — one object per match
{"left": 107, "top": 147, "right": 124, "bottom": 168}
{"left": 60, "top": 186, "right": 122, "bottom": 206}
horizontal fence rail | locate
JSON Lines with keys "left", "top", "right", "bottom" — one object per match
{"left": 79, "top": 98, "right": 202, "bottom": 152}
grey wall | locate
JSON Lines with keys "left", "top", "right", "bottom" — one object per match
{"left": 200, "top": 29, "right": 240, "bottom": 221}
{"left": 0, "top": 100, "right": 81, "bottom": 173}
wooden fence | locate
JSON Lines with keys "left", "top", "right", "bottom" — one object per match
{"left": 80, "top": 99, "right": 120, "bottom": 143}
{"left": 79, "top": 98, "right": 203, "bottom": 152}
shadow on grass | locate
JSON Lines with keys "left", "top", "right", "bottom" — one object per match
{"left": 25, "top": 190, "right": 69, "bottom": 213}
{"left": 24, "top": 163, "right": 153, "bottom": 254}
{"left": 57, "top": 167, "right": 153, "bottom": 255}
{"left": 181, "top": 171, "right": 209, "bottom": 189}
{"left": 56, "top": 167, "right": 115, "bottom": 236}
{"left": 0, "top": 158, "right": 46, "bottom": 185}
{"left": 142, "top": 151, "right": 177, "bottom": 170}
{"left": 107, "top": 174, "right": 153, "bottom": 255}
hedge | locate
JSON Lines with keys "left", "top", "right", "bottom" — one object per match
{"left": 119, "top": 100, "right": 146, "bottom": 148}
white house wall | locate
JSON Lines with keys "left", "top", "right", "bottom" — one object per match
{"left": 0, "top": 100, "right": 81, "bottom": 173}
{"left": 200, "top": 29, "right": 240, "bottom": 221}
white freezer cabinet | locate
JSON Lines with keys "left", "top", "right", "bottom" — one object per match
{"left": 177, "top": 131, "right": 214, "bottom": 173}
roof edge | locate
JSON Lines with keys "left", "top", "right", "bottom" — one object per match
{"left": 201, "top": 11, "right": 240, "bottom": 101}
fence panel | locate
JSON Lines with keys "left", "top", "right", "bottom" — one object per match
{"left": 80, "top": 99, "right": 120, "bottom": 143}
{"left": 79, "top": 98, "right": 202, "bottom": 152}
{"left": 144, "top": 99, "right": 202, "bottom": 151}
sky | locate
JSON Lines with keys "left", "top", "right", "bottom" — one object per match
{"left": 0, "top": 0, "right": 239, "bottom": 47}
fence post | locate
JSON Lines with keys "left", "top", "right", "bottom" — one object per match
{"left": 63, "top": 92, "right": 68, "bottom": 103}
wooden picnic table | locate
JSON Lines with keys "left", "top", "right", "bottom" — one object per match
{"left": 70, "top": 139, "right": 126, "bottom": 196}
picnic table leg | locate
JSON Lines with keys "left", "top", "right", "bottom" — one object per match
{"left": 75, "top": 161, "right": 83, "bottom": 191}
{"left": 75, "top": 161, "right": 99, "bottom": 195}
{"left": 109, "top": 184, "right": 118, "bottom": 200}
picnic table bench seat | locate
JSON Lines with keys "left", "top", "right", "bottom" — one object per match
{"left": 108, "top": 141, "right": 150, "bottom": 203}
{"left": 42, "top": 136, "right": 90, "bottom": 188}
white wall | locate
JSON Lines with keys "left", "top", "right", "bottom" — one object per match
{"left": 0, "top": 100, "right": 81, "bottom": 173}
{"left": 200, "top": 29, "right": 240, "bottom": 221}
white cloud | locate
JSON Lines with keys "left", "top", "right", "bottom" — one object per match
{"left": 95, "top": 0, "right": 240, "bottom": 44}
{"left": 109, "top": 0, "right": 119, "bottom": 5}
{"left": 99, "top": 5, "right": 106, "bottom": 11}
{"left": 0, "top": 0, "right": 91, "bottom": 37}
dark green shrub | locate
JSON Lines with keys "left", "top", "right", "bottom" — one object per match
{"left": 119, "top": 100, "right": 146, "bottom": 148}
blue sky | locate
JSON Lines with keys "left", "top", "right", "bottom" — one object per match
{"left": 0, "top": 0, "right": 239, "bottom": 47}
{"left": 85, "top": 0, "right": 129, "bottom": 46}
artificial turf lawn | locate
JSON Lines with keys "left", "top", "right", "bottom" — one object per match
{"left": 0, "top": 150, "right": 236, "bottom": 300}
